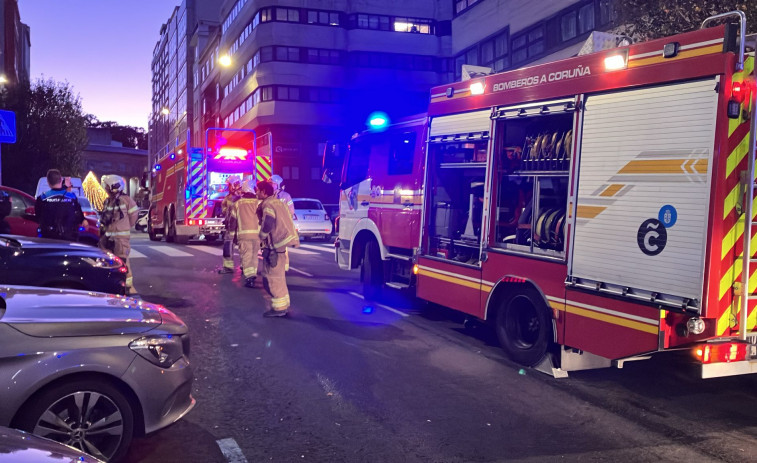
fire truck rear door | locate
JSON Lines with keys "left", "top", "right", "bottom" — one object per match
{"left": 569, "top": 78, "right": 718, "bottom": 313}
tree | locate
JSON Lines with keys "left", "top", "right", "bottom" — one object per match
{"left": 0, "top": 78, "right": 88, "bottom": 194}
{"left": 87, "top": 119, "right": 147, "bottom": 150}
{"left": 613, "top": 1, "right": 754, "bottom": 41}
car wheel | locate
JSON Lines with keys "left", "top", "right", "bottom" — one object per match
{"left": 16, "top": 379, "right": 135, "bottom": 462}
{"left": 361, "top": 240, "right": 383, "bottom": 301}
{"left": 148, "top": 214, "right": 162, "bottom": 242}
{"left": 495, "top": 287, "right": 552, "bottom": 367}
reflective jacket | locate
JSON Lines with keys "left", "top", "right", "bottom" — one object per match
{"left": 231, "top": 193, "right": 261, "bottom": 241}
{"left": 221, "top": 193, "right": 240, "bottom": 239}
{"left": 35, "top": 188, "right": 84, "bottom": 241}
{"left": 102, "top": 193, "right": 139, "bottom": 237}
{"left": 258, "top": 195, "right": 299, "bottom": 250}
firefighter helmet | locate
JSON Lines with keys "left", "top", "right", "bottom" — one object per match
{"left": 241, "top": 175, "right": 256, "bottom": 193}
{"left": 270, "top": 174, "right": 283, "bottom": 186}
{"left": 226, "top": 175, "right": 242, "bottom": 193}
{"left": 101, "top": 175, "right": 126, "bottom": 194}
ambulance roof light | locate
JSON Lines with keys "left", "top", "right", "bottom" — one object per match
{"left": 367, "top": 111, "right": 389, "bottom": 131}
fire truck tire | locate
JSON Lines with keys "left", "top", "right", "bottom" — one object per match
{"left": 165, "top": 211, "right": 176, "bottom": 243}
{"left": 495, "top": 287, "right": 552, "bottom": 367}
{"left": 361, "top": 240, "right": 383, "bottom": 301}
{"left": 148, "top": 214, "right": 162, "bottom": 241}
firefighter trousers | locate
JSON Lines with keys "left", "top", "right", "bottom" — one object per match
{"left": 222, "top": 233, "right": 235, "bottom": 270}
{"left": 238, "top": 239, "right": 260, "bottom": 279}
{"left": 262, "top": 249, "right": 289, "bottom": 311}
{"left": 101, "top": 236, "right": 135, "bottom": 294}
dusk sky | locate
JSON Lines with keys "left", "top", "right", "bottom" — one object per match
{"left": 19, "top": 0, "right": 180, "bottom": 129}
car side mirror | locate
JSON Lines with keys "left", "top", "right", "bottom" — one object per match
{"left": 24, "top": 206, "right": 35, "bottom": 216}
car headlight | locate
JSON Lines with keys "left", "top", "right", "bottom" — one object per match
{"left": 82, "top": 253, "right": 123, "bottom": 269}
{"left": 129, "top": 335, "right": 185, "bottom": 367}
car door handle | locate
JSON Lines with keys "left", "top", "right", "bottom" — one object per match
{"left": 361, "top": 201, "right": 370, "bottom": 206}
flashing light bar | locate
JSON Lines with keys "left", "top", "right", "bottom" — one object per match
{"left": 214, "top": 147, "right": 248, "bottom": 160}
{"left": 604, "top": 54, "right": 627, "bottom": 71}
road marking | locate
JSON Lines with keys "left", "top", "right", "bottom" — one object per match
{"left": 150, "top": 246, "right": 194, "bottom": 257}
{"left": 298, "top": 243, "right": 333, "bottom": 253}
{"left": 289, "top": 267, "right": 314, "bottom": 277}
{"left": 193, "top": 246, "right": 223, "bottom": 256}
{"left": 289, "top": 247, "right": 319, "bottom": 255}
{"left": 216, "top": 438, "right": 248, "bottom": 463}
{"left": 348, "top": 291, "right": 410, "bottom": 318}
{"left": 129, "top": 249, "right": 147, "bottom": 259}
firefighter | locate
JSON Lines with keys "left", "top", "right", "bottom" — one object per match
{"left": 270, "top": 174, "right": 296, "bottom": 271}
{"left": 218, "top": 175, "right": 243, "bottom": 274}
{"left": 100, "top": 175, "right": 139, "bottom": 295}
{"left": 257, "top": 180, "right": 299, "bottom": 317}
{"left": 270, "top": 174, "right": 295, "bottom": 216}
{"left": 231, "top": 178, "right": 261, "bottom": 287}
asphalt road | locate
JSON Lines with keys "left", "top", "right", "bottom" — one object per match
{"left": 124, "top": 233, "right": 757, "bottom": 463}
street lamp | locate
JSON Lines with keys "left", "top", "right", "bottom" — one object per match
{"left": 0, "top": 75, "right": 7, "bottom": 84}
{"left": 219, "top": 54, "right": 232, "bottom": 67}
{"left": 160, "top": 107, "right": 170, "bottom": 116}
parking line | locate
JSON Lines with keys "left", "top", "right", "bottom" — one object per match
{"left": 193, "top": 246, "right": 223, "bottom": 256}
{"left": 129, "top": 249, "right": 147, "bottom": 259}
{"left": 289, "top": 247, "right": 319, "bottom": 255}
{"left": 289, "top": 267, "right": 314, "bottom": 277}
{"left": 298, "top": 243, "right": 333, "bottom": 253}
{"left": 150, "top": 246, "right": 194, "bottom": 257}
{"left": 216, "top": 438, "right": 248, "bottom": 463}
{"left": 347, "top": 291, "right": 409, "bottom": 318}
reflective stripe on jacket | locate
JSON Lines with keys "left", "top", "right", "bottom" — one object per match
{"left": 258, "top": 195, "right": 299, "bottom": 250}
{"left": 231, "top": 194, "right": 261, "bottom": 240}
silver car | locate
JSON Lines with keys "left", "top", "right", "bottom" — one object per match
{"left": 292, "top": 198, "right": 333, "bottom": 240}
{"left": 0, "top": 286, "right": 194, "bottom": 462}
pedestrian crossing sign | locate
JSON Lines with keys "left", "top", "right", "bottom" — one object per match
{"left": 0, "top": 110, "right": 15, "bottom": 143}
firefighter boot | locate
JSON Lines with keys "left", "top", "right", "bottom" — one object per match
{"left": 245, "top": 276, "right": 256, "bottom": 288}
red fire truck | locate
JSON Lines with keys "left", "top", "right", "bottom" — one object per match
{"left": 327, "top": 12, "right": 757, "bottom": 378}
{"left": 149, "top": 129, "right": 271, "bottom": 243}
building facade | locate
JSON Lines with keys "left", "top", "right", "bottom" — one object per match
{"left": 81, "top": 128, "right": 148, "bottom": 203}
{"left": 0, "top": 0, "right": 30, "bottom": 84}
{"left": 152, "top": 0, "right": 615, "bottom": 203}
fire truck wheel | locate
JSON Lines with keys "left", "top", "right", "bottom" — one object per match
{"left": 165, "top": 211, "right": 176, "bottom": 243}
{"left": 495, "top": 287, "right": 552, "bottom": 367}
{"left": 148, "top": 214, "right": 162, "bottom": 241}
{"left": 362, "top": 240, "right": 383, "bottom": 301}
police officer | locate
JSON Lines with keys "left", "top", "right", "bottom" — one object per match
{"left": 35, "top": 169, "right": 85, "bottom": 241}
{"left": 218, "top": 175, "right": 243, "bottom": 274}
{"left": 100, "top": 175, "right": 139, "bottom": 294}
{"left": 231, "top": 178, "right": 261, "bottom": 287}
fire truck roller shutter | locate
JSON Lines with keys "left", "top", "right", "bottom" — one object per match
{"left": 570, "top": 78, "right": 718, "bottom": 310}
{"left": 428, "top": 110, "right": 492, "bottom": 139}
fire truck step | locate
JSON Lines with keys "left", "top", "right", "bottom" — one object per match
{"left": 385, "top": 282, "right": 410, "bottom": 290}
{"left": 386, "top": 253, "right": 412, "bottom": 261}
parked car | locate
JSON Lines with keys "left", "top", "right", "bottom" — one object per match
{"left": 0, "top": 186, "right": 37, "bottom": 237}
{"left": 135, "top": 209, "right": 148, "bottom": 232}
{"left": 0, "top": 426, "right": 103, "bottom": 462}
{"left": 0, "top": 285, "right": 195, "bottom": 462}
{"left": 292, "top": 198, "right": 332, "bottom": 240}
{"left": 0, "top": 235, "right": 127, "bottom": 295}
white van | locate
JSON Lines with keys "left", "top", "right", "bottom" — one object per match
{"left": 35, "top": 176, "right": 83, "bottom": 198}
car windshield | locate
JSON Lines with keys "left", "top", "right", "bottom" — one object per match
{"left": 294, "top": 201, "right": 323, "bottom": 210}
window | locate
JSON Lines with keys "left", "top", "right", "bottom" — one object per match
{"left": 307, "top": 10, "right": 340, "bottom": 26}
{"left": 561, "top": 11, "right": 577, "bottom": 41}
{"left": 294, "top": 200, "right": 323, "bottom": 210}
{"left": 512, "top": 25, "right": 544, "bottom": 64}
{"left": 355, "top": 14, "right": 391, "bottom": 31}
{"left": 388, "top": 132, "right": 416, "bottom": 175}
{"left": 343, "top": 142, "right": 370, "bottom": 188}
{"left": 394, "top": 18, "right": 432, "bottom": 34}
{"left": 578, "top": 2, "right": 595, "bottom": 33}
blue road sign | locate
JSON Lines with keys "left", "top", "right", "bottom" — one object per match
{"left": 0, "top": 110, "right": 16, "bottom": 143}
